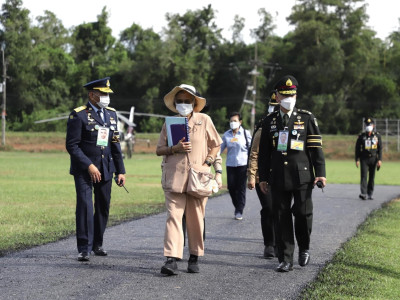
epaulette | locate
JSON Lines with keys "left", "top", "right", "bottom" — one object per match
{"left": 74, "top": 105, "right": 87, "bottom": 112}
{"left": 105, "top": 107, "right": 116, "bottom": 111}
{"left": 297, "top": 109, "right": 312, "bottom": 115}
{"left": 267, "top": 110, "right": 278, "bottom": 117}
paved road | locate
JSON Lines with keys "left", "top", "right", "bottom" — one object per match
{"left": 0, "top": 184, "right": 399, "bottom": 300}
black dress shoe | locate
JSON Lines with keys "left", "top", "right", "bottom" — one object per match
{"left": 161, "top": 257, "right": 178, "bottom": 275}
{"left": 78, "top": 252, "right": 89, "bottom": 261}
{"left": 187, "top": 255, "right": 199, "bottom": 273}
{"left": 263, "top": 246, "right": 275, "bottom": 259}
{"left": 299, "top": 250, "right": 310, "bottom": 267}
{"left": 276, "top": 261, "right": 293, "bottom": 272}
{"left": 368, "top": 195, "right": 374, "bottom": 200}
{"left": 92, "top": 246, "right": 108, "bottom": 256}
{"left": 359, "top": 194, "right": 367, "bottom": 200}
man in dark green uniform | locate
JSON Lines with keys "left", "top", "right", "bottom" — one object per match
{"left": 258, "top": 75, "right": 326, "bottom": 272}
{"left": 355, "top": 117, "right": 382, "bottom": 200}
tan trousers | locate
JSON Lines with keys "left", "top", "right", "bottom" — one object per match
{"left": 164, "top": 191, "right": 208, "bottom": 259}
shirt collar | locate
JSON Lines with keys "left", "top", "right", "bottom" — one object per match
{"left": 88, "top": 102, "right": 101, "bottom": 113}
{"left": 280, "top": 110, "right": 293, "bottom": 119}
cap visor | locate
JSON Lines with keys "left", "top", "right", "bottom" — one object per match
{"left": 94, "top": 87, "right": 113, "bottom": 93}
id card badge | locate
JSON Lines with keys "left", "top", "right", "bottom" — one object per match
{"left": 97, "top": 127, "right": 109, "bottom": 147}
{"left": 277, "top": 130, "right": 289, "bottom": 151}
{"left": 365, "top": 139, "right": 371, "bottom": 150}
{"left": 290, "top": 139, "right": 304, "bottom": 151}
{"left": 230, "top": 137, "right": 238, "bottom": 143}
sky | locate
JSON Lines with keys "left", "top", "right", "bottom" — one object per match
{"left": 10, "top": 0, "right": 400, "bottom": 43}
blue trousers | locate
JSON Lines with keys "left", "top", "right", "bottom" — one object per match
{"left": 227, "top": 165, "right": 248, "bottom": 214}
{"left": 74, "top": 173, "right": 112, "bottom": 253}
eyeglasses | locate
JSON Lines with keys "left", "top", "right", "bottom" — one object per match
{"left": 175, "top": 99, "right": 194, "bottom": 104}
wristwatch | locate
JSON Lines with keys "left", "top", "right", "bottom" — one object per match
{"left": 215, "top": 170, "right": 222, "bottom": 174}
{"left": 205, "top": 160, "right": 212, "bottom": 167}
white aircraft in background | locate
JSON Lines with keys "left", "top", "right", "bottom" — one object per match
{"left": 34, "top": 106, "right": 167, "bottom": 158}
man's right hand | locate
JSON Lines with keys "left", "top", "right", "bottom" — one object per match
{"left": 88, "top": 164, "right": 101, "bottom": 183}
{"left": 259, "top": 181, "right": 268, "bottom": 194}
{"left": 247, "top": 179, "right": 255, "bottom": 190}
{"left": 356, "top": 161, "right": 359, "bottom": 168}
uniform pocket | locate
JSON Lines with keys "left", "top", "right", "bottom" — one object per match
{"left": 297, "top": 161, "right": 313, "bottom": 184}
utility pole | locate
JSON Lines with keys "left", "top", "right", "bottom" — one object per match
{"left": 1, "top": 43, "right": 6, "bottom": 146}
{"left": 248, "top": 43, "right": 260, "bottom": 134}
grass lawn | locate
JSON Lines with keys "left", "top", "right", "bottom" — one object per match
{"left": 300, "top": 199, "right": 400, "bottom": 299}
{"left": 0, "top": 152, "right": 167, "bottom": 254}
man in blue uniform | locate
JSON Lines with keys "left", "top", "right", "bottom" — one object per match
{"left": 258, "top": 75, "right": 326, "bottom": 272}
{"left": 355, "top": 117, "right": 382, "bottom": 200}
{"left": 66, "top": 77, "right": 126, "bottom": 261}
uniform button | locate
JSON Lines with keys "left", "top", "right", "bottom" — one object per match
{"left": 304, "top": 167, "right": 307, "bottom": 170}
{"left": 102, "top": 155, "right": 104, "bottom": 158}
{"left": 101, "top": 146, "right": 105, "bottom": 150}
{"left": 284, "top": 162, "right": 288, "bottom": 165}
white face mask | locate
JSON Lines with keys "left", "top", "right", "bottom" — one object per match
{"left": 176, "top": 103, "right": 193, "bottom": 116}
{"left": 268, "top": 105, "right": 275, "bottom": 113}
{"left": 98, "top": 95, "right": 110, "bottom": 109}
{"left": 366, "top": 125, "right": 373, "bottom": 132}
{"left": 280, "top": 96, "right": 296, "bottom": 111}
{"left": 230, "top": 121, "right": 240, "bottom": 130}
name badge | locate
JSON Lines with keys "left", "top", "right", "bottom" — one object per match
{"left": 97, "top": 127, "right": 109, "bottom": 147}
{"left": 277, "top": 130, "right": 289, "bottom": 151}
{"left": 290, "top": 139, "right": 304, "bottom": 151}
{"left": 230, "top": 137, "right": 238, "bottom": 143}
{"left": 365, "top": 139, "right": 371, "bottom": 150}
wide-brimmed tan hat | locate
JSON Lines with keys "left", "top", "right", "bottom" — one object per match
{"left": 164, "top": 84, "right": 206, "bottom": 113}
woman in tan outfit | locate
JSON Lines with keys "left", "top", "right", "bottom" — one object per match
{"left": 156, "top": 84, "right": 222, "bottom": 275}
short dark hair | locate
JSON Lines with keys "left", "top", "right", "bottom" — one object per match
{"left": 229, "top": 111, "right": 242, "bottom": 120}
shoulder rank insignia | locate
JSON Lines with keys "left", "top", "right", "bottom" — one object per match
{"left": 298, "top": 109, "right": 311, "bottom": 115}
{"left": 74, "top": 105, "right": 87, "bottom": 112}
{"left": 106, "top": 107, "right": 116, "bottom": 111}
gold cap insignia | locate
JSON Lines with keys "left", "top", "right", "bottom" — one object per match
{"left": 271, "top": 93, "right": 276, "bottom": 100}
{"left": 286, "top": 79, "right": 293, "bottom": 86}
{"left": 106, "top": 80, "right": 110, "bottom": 87}
{"left": 367, "top": 118, "right": 371, "bottom": 122}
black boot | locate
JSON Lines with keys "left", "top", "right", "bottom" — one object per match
{"left": 187, "top": 254, "right": 199, "bottom": 273}
{"left": 161, "top": 257, "right": 178, "bottom": 275}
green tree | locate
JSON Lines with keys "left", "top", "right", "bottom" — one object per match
{"left": 281, "top": 0, "right": 381, "bottom": 133}
{"left": 161, "top": 4, "right": 223, "bottom": 94}
{"left": 0, "top": 0, "right": 36, "bottom": 120}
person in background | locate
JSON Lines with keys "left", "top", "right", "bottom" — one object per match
{"left": 355, "top": 117, "right": 382, "bottom": 200}
{"left": 221, "top": 112, "right": 252, "bottom": 220}
{"left": 156, "top": 84, "right": 222, "bottom": 275}
{"left": 66, "top": 77, "right": 126, "bottom": 262}
{"left": 247, "top": 91, "right": 279, "bottom": 258}
{"left": 258, "top": 75, "right": 326, "bottom": 272}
